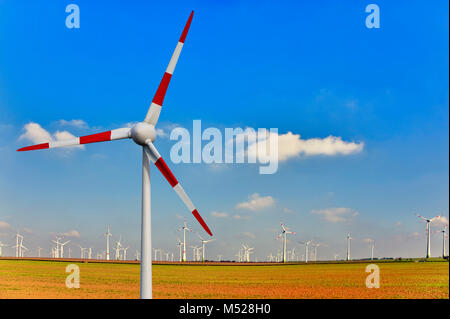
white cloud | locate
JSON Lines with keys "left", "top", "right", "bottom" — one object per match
{"left": 58, "top": 119, "right": 88, "bottom": 129}
{"left": 243, "top": 130, "right": 364, "bottom": 163}
{"left": 23, "top": 227, "right": 32, "bottom": 234}
{"left": 233, "top": 214, "right": 251, "bottom": 220}
{"left": 61, "top": 230, "right": 81, "bottom": 238}
{"left": 236, "top": 193, "right": 275, "bottom": 211}
{"left": 242, "top": 232, "right": 256, "bottom": 239}
{"left": 432, "top": 216, "right": 449, "bottom": 226}
{"left": 310, "top": 207, "right": 359, "bottom": 223}
{"left": 211, "top": 211, "right": 229, "bottom": 218}
{"left": 19, "top": 122, "right": 84, "bottom": 150}
{"left": 19, "top": 122, "right": 53, "bottom": 144}
{"left": 0, "top": 221, "right": 11, "bottom": 229}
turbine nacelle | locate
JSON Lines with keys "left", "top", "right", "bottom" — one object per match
{"left": 131, "top": 122, "right": 157, "bottom": 146}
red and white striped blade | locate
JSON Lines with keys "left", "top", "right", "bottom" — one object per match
{"left": 16, "top": 128, "right": 131, "bottom": 152}
{"left": 144, "top": 11, "right": 194, "bottom": 125}
{"left": 144, "top": 142, "right": 213, "bottom": 236}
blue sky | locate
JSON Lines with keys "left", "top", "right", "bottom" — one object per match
{"left": 0, "top": 0, "right": 448, "bottom": 261}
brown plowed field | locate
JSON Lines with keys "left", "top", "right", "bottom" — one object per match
{"left": 0, "top": 258, "right": 447, "bottom": 299}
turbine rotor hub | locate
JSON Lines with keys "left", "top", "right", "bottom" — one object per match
{"left": 131, "top": 122, "right": 156, "bottom": 146}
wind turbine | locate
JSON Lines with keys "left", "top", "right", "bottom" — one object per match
{"left": 178, "top": 220, "right": 192, "bottom": 262}
{"left": 299, "top": 240, "right": 312, "bottom": 263}
{"left": 241, "top": 244, "right": 253, "bottom": 262}
{"left": 0, "top": 241, "right": 8, "bottom": 257}
{"left": 60, "top": 240, "right": 70, "bottom": 258}
{"left": 311, "top": 242, "right": 327, "bottom": 262}
{"left": 16, "top": 11, "right": 212, "bottom": 299}
{"left": 435, "top": 224, "right": 448, "bottom": 258}
{"left": 20, "top": 245, "right": 28, "bottom": 257}
{"left": 277, "top": 222, "right": 295, "bottom": 263}
{"left": 105, "top": 225, "right": 112, "bottom": 261}
{"left": 123, "top": 247, "right": 129, "bottom": 260}
{"left": 114, "top": 236, "right": 123, "bottom": 260}
{"left": 196, "top": 233, "right": 215, "bottom": 262}
{"left": 37, "top": 246, "right": 43, "bottom": 258}
{"left": 346, "top": 233, "right": 352, "bottom": 261}
{"left": 366, "top": 238, "right": 375, "bottom": 260}
{"left": 14, "top": 233, "right": 24, "bottom": 258}
{"left": 416, "top": 214, "right": 441, "bottom": 258}
{"left": 189, "top": 246, "right": 200, "bottom": 261}
{"left": 135, "top": 250, "right": 140, "bottom": 261}
{"left": 176, "top": 238, "right": 183, "bottom": 262}
{"left": 79, "top": 246, "right": 87, "bottom": 259}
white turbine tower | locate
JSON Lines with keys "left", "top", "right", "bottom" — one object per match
{"left": 135, "top": 250, "right": 140, "bottom": 261}
{"left": 176, "top": 238, "right": 183, "bottom": 262}
{"left": 197, "top": 233, "right": 215, "bottom": 262}
{"left": 115, "top": 236, "right": 123, "bottom": 260}
{"left": 79, "top": 246, "right": 87, "bottom": 259}
{"left": 241, "top": 244, "right": 253, "bottom": 262}
{"left": 178, "top": 220, "right": 192, "bottom": 262}
{"left": 123, "top": 247, "right": 129, "bottom": 261}
{"left": 16, "top": 11, "right": 212, "bottom": 299}
{"left": 346, "top": 233, "right": 352, "bottom": 261}
{"left": 416, "top": 214, "right": 441, "bottom": 258}
{"left": 14, "top": 233, "right": 25, "bottom": 258}
{"left": 60, "top": 240, "right": 70, "bottom": 258}
{"left": 277, "top": 222, "right": 295, "bottom": 263}
{"left": 435, "top": 224, "right": 448, "bottom": 258}
{"left": 0, "top": 241, "right": 7, "bottom": 257}
{"left": 105, "top": 225, "right": 112, "bottom": 261}
{"left": 366, "top": 238, "right": 375, "bottom": 260}
{"left": 299, "top": 240, "right": 312, "bottom": 263}
{"left": 37, "top": 246, "right": 43, "bottom": 258}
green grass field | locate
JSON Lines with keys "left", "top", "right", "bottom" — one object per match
{"left": 0, "top": 259, "right": 448, "bottom": 299}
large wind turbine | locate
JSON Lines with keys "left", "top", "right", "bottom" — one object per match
{"left": 277, "top": 222, "right": 296, "bottom": 263}
{"left": 105, "top": 225, "right": 112, "bottom": 261}
{"left": 416, "top": 214, "right": 440, "bottom": 258}
{"left": 16, "top": 11, "right": 212, "bottom": 299}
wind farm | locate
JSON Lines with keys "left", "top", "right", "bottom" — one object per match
{"left": 0, "top": 1, "right": 448, "bottom": 301}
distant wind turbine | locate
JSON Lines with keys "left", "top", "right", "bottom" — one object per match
{"left": 416, "top": 214, "right": 441, "bottom": 258}
{"left": 277, "top": 222, "right": 296, "bottom": 263}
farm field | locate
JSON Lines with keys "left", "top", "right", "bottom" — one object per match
{"left": 0, "top": 259, "right": 448, "bottom": 299}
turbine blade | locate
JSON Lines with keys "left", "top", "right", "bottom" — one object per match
{"left": 17, "top": 128, "right": 131, "bottom": 152}
{"left": 144, "top": 11, "right": 194, "bottom": 125}
{"left": 144, "top": 142, "right": 212, "bottom": 236}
